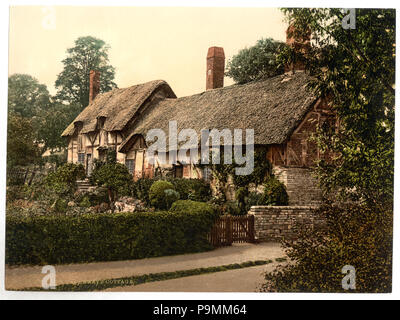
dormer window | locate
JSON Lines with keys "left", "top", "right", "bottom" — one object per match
{"left": 97, "top": 116, "right": 106, "bottom": 130}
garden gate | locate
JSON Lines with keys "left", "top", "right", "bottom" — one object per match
{"left": 208, "top": 215, "right": 255, "bottom": 247}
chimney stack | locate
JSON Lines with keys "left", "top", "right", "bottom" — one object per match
{"left": 285, "top": 24, "right": 311, "bottom": 73}
{"left": 206, "top": 47, "right": 225, "bottom": 90}
{"left": 89, "top": 70, "right": 100, "bottom": 104}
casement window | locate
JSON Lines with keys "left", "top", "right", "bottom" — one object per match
{"left": 78, "top": 153, "right": 85, "bottom": 165}
{"left": 78, "top": 135, "right": 84, "bottom": 151}
{"left": 174, "top": 165, "right": 183, "bottom": 178}
{"left": 125, "top": 159, "right": 135, "bottom": 174}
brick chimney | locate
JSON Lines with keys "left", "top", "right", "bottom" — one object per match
{"left": 89, "top": 70, "right": 100, "bottom": 104}
{"left": 285, "top": 24, "right": 311, "bottom": 73}
{"left": 206, "top": 47, "right": 225, "bottom": 90}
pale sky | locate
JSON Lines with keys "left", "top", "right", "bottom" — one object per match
{"left": 8, "top": 6, "right": 287, "bottom": 97}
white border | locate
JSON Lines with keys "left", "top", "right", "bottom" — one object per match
{"left": 1, "top": 0, "right": 399, "bottom": 300}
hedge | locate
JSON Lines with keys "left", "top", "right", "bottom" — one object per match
{"left": 6, "top": 201, "right": 219, "bottom": 266}
{"left": 131, "top": 178, "right": 212, "bottom": 205}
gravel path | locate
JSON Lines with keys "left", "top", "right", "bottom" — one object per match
{"left": 5, "top": 242, "right": 284, "bottom": 290}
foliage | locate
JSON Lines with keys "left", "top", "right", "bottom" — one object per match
{"left": 6, "top": 202, "right": 218, "bottom": 265}
{"left": 7, "top": 113, "right": 41, "bottom": 168}
{"left": 79, "top": 196, "right": 91, "bottom": 208}
{"left": 208, "top": 149, "right": 272, "bottom": 198}
{"left": 90, "top": 161, "right": 132, "bottom": 204}
{"left": 170, "top": 200, "right": 218, "bottom": 221}
{"left": 46, "top": 163, "right": 86, "bottom": 196}
{"left": 225, "top": 38, "right": 286, "bottom": 84}
{"left": 232, "top": 149, "right": 272, "bottom": 188}
{"left": 130, "top": 178, "right": 157, "bottom": 205}
{"left": 235, "top": 187, "right": 248, "bottom": 214}
{"left": 260, "top": 177, "right": 289, "bottom": 206}
{"left": 55, "top": 36, "right": 117, "bottom": 109}
{"left": 280, "top": 8, "right": 395, "bottom": 205}
{"left": 35, "top": 102, "right": 81, "bottom": 151}
{"left": 41, "top": 151, "right": 68, "bottom": 168}
{"left": 149, "top": 180, "right": 175, "bottom": 210}
{"left": 7, "top": 74, "right": 78, "bottom": 152}
{"left": 262, "top": 203, "right": 393, "bottom": 293}
{"left": 233, "top": 178, "right": 288, "bottom": 214}
{"left": 164, "top": 189, "right": 180, "bottom": 209}
{"left": 166, "top": 178, "right": 212, "bottom": 202}
{"left": 130, "top": 178, "right": 211, "bottom": 207}
{"left": 223, "top": 201, "right": 241, "bottom": 216}
{"left": 85, "top": 188, "right": 110, "bottom": 206}
{"left": 54, "top": 198, "right": 68, "bottom": 213}
{"left": 6, "top": 185, "right": 31, "bottom": 202}
{"left": 245, "top": 191, "right": 265, "bottom": 211}
{"left": 262, "top": 8, "right": 395, "bottom": 293}
{"left": 8, "top": 74, "right": 51, "bottom": 118}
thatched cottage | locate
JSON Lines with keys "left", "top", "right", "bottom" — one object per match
{"left": 62, "top": 28, "right": 333, "bottom": 205}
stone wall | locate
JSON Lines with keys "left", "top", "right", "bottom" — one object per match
{"left": 274, "top": 166, "right": 322, "bottom": 206}
{"left": 248, "top": 205, "right": 325, "bottom": 242}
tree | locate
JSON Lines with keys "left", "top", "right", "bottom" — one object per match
{"left": 263, "top": 8, "right": 395, "bottom": 293}
{"left": 279, "top": 8, "right": 395, "bottom": 205}
{"left": 35, "top": 102, "right": 81, "bottom": 152}
{"left": 7, "top": 74, "right": 80, "bottom": 153}
{"left": 55, "top": 36, "right": 117, "bottom": 109}
{"left": 90, "top": 158, "right": 132, "bottom": 209}
{"left": 8, "top": 74, "right": 51, "bottom": 118}
{"left": 7, "top": 113, "right": 40, "bottom": 167}
{"left": 225, "top": 38, "right": 285, "bottom": 84}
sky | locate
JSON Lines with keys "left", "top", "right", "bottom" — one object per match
{"left": 8, "top": 6, "right": 287, "bottom": 97}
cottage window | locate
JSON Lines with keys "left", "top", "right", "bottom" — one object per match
{"left": 78, "top": 136, "right": 84, "bottom": 151}
{"left": 78, "top": 153, "right": 85, "bottom": 165}
{"left": 125, "top": 159, "right": 135, "bottom": 174}
{"left": 174, "top": 165, "right": 183, "bottom": 178}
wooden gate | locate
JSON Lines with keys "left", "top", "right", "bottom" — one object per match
{"left": 208, "top": 215, "right": 255, "bottom": 247}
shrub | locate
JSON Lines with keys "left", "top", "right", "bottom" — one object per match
{"left": 131, "top": 178, "right": 212, "bottom": 205}
{"left": 131, "top": 178, "right": 157, "bottom": 205}
{"left": 149, "top": 180, "right": 175, "bottom": 210}
{"left": 164, "top": 189, "right": 180, "bottom": 209}
{"left": 54, "top": 198, "right": 68, "bottom": 213}
{"left": 6, "top": 186, "right": 29, "bottom": 202}
{"left": 79, "top": 196, "right": 91, "bottom": 208}
{"left": 74, "top": 187, "right": 109, "bottom": 207}
{"left": 6, "top": 201, "right": 218, "bottom": 265}
{"left": 261, "top": 203, "right": 393, "bottom": 293}
{"left": 223, "top": 201, "right": 241, "bottom": 216}
{"left": 46, "top": 163, "right": 86, "bottom": 196}
{"left": 90, "top": 162, "right": 133, "bottom": 204}
{"left": 245, "top": 191, "right": 264, "bottom": 210}
{"left": 260, "top": 177, "right": 288, "bottom": 206}
{"left": 167, "top": 178, "right": 212, "bottom": 202}
{"left": 235, "top": 187, "right": 248, "bottom": 214}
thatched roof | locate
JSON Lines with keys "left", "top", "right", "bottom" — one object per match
{"left": 119, "top": 72, "right": 316, "bottom": 152}
{"left": 61, "top": 80, "right": 176, "bottom": 136}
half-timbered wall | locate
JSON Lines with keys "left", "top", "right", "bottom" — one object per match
{"left": 267, "top": 99, "right": 334, "bottom": 168}
{"left": 67, "top": 128, "right": 126, "bottom": 174}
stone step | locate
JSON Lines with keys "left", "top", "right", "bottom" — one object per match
{"left": 76, "top": 179, "right": 96, "bottom": 193}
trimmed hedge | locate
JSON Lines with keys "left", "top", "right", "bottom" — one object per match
{"left": 6, "top": 201, "right": 219, "bottom": 266}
